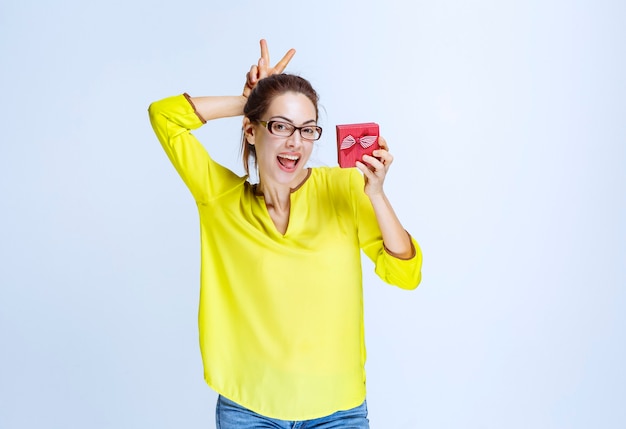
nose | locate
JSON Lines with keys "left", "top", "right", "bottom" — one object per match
{"left": 285, "top": 130, "right": 303, "bottom": 148}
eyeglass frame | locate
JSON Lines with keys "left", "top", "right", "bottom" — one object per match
{"left": 258, "top": 120, "right": 323, "bottom": 141}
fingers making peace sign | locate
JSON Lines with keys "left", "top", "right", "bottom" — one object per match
{"left": 243, "top": 39, "right": 296, "bottom": 98}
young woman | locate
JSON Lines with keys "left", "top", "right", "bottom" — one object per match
{"left": 148, "top": 39, "right": 422, "bottom": 428}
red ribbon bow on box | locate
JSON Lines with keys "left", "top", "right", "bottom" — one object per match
{"left": 340, "top": 135, "right": 378, "bottom": 150}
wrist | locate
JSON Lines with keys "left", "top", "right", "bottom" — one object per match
{"left": 366, "top": 188, "right": 386, "bottom": 201}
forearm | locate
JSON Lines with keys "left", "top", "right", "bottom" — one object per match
{"left": 188, "top": 95, "right": 248, "bottom": 121}
{"left": 368, "top": 192, "right": 414, "bottom": 259}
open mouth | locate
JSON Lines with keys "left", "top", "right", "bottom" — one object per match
{"left": 277, "top": 154, "right": 300, "bottom": 170}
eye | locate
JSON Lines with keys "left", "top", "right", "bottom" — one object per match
{"left": 301, "top": 127, "right": 316, "bottom": 137}
{"left": 271, "top": 121, "right": 293, "bottom": 134}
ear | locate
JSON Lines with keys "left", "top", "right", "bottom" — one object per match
{"left": 242, "top": 117, "right": 256, "bottom": 145}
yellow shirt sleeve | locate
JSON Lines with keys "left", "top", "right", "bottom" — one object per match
{"left": 348, "top": 169, "right": 423, "bottom": 289}
{"left": 148, "top": 94, "right": 245, "bottom": 204}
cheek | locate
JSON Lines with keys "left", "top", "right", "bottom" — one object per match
{"left": 305, "top": 143, "right": 315, "bottom": 157}
{"left": 255, "top": 141, "right": 276, "bottom": 161}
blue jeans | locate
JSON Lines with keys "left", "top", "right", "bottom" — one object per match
{"left": 215, "top": 395, "right": 370, "bottom": 429}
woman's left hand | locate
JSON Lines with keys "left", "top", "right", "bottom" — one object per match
{"left": 355, "top": 136, "right": 393, "bottom": 197}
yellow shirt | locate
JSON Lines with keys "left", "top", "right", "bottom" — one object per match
{"left": 148, "top": 94, "right": 422, "bottom": 420}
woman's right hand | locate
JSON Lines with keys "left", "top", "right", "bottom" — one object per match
{"left": 242, "top": 39, "right": 296, "bottom": 98}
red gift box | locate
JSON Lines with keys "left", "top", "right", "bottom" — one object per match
{"left": 336, "top": 122, "right": 380, "bottom": 168}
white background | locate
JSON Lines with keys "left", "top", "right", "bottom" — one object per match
{"left": 1, "top": 0, "right": 624, "bottom": 428}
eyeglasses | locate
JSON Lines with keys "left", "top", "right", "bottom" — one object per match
{"left": 258, "top": 120, "right": 323, "bottom": 141}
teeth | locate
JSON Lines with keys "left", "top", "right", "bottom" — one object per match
{"left": 278, "top": 154, "right": 299, "bottom": 161}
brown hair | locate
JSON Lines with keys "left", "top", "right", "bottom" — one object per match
{"left": 241, "top": 74, "right": 319, "bottom": 176}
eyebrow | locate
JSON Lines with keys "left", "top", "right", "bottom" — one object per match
{"left": 269, "top": 116, "right": 317, "bottom": 125}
